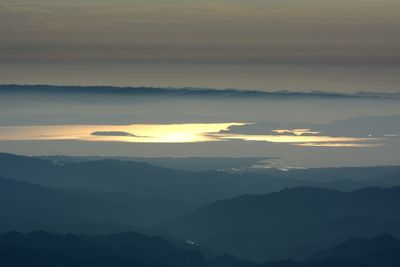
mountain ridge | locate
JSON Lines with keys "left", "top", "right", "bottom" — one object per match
{"left": 163, "top": 186, "right": 400, "bottom": 262}
{"left": 1, "top": 84, "right": 399, "bottom": 99}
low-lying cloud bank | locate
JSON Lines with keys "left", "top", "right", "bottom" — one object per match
{"left": 91, "top": 131, "right": 143, "bottom": 137}
{"left": 0, "top": 121, "right": 388, "bottom": 148}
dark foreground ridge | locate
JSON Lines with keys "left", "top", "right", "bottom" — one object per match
{"left": 1, "top": 231, "right": 400, "bottom": 267}
{"left": 164, "top": 186, "right": 400, "bottom": 261}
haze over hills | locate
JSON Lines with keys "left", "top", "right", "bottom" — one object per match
{"left": 0, "top": 176, "right": 139, "bottom": 233}
{"left": 0, "top": 154, "right": 273, "bottom": 233}
{"left": 0, "top": 175, "right": 200, "bottom": 232}
{"left": 255, "top": 166, "right": 400, "bottom": 186}
{"left": 1, "top": 153, "right": 399, "bottom": 206}
{"left": 0, "top": 152, "right": 299, "bottom": 230}
{"left": 0, "top": 153, "right": 300, "bottom": 205}
{"left": 1, "top": 152, "right": 400, "bottom": 265}
{"left": 0, "top": 152, "right": 399, "bottom": 230}
{"left": 37, "top": 155, "right": 270, "bottom": 172}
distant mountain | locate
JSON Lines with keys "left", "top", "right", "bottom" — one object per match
{"left": 254, "top": 166, "right": 400, "bottom": 190}
{"left": 37, "top": 155, "right": 400, "bottom": 187}
{"left": 38, "top": 155, "right": 270, "bottom": 171}
{"left": 0, "top": 176, "right": 138, "bottom": 233}
{"left": 311, "top": 233, "right": 400, "bottom": 262}
{"left": 163, "top": 186, "right": 400, "bottom": 262}
{"left": 2, "top": 152, "right": 399, "bottom": 230}
{"left": 0, "top": 175, "right": 196, "bottom": 232}
{"left": 371, "top": 170, "right": 400, "bottom": 186}
{"left": 256, "top": 166, "right": 400, "bottom": 183}
{"left": 274, "top": 234, "right": 400, "bottom": 267}
{"left": 0, "top": 152, "right": 312, "bottom": 229}
{"left": 310, "top": 178, "right": 376, "bottom": 192}
{"left": 0, "top": 153, "right": 300, "bottom": 205}
{"left": 2, "top": 153, "right": 395, "bottom": 203}
{"left": 2, "top": 84, "right": 398, "bottom": 99}
{"left": 0, "top": 231, "right": 256, "bottom": 267}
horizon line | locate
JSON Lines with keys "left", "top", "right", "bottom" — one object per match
{"left": 1, "top": 84, "right": 399, "bottom": 99}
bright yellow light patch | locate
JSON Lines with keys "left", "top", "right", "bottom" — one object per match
{"left": 0, "top": 123, "right": 244, "bottom": 143}
{"left": 0, "top": 123, "right": 380, "bottom": 147}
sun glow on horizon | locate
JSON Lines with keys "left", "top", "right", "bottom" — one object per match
{"left": 0, "top": 123, "right": 381, "bottom": 147}
{"left": 0, "top": 123, "right": 244, "bottom": 143}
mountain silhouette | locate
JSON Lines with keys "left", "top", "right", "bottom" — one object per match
{"left": 0, "top": 231, "right": 257, "bottom": 267}
{"left": 163, "top": 186, "right": 400, "bottom": 262}
{"left": 0, "top": 176, "right": 143, "bottom": 233}
{"left": 2, "top": 153, "right": 397, "bottom": 204}
{"left": 1, "top": 231, "right": 399, "bottom": 267}
{"left": 310, "top": 233, "right": 400, "bottom": 266}
{"left": 0, "top": 153, "right": 303, "bottom": 208}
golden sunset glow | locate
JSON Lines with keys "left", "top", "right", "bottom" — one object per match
{"left": 0, "top": 123, "right": 380, "bottom": 148}
{"left": 0, "top": 123, "right": 244, "bottom": 143}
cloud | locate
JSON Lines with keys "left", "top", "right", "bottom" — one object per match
{"left": 0, "top": 116, "right": 392, "bottom": 148}
{"left": 295, "top": 143, "right": 381, "bottom": 148}
{"left": 313, "top": 115, "right": 400, "bottom": 138}
{"left": 0, "top": 121, "right": 390, "bottom": 151}
{"left": 215, "top": 116, "right": 400, "bottom": 148}
{"left": 272, "top": 129, "right": 321, "bottom": 136}
{"left": 0, "top": 123, "right": 242, "bottom": 143}
{"left": 217, "top": 133, "right": 376, "bottom": 145}
{"left": 91, "top": 131, "right": 143, "bottom": 137}
{"left": 221, "top": 116, "right": 400, "bottom": 138}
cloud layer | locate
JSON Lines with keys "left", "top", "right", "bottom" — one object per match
{"left": 1, "top": 1, "right": 400, "bottom": 91}
{"left": 0, "top": 120, "right": 389, "bottom": 148}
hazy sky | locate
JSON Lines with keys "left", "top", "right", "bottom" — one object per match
{"left": 1, "top": 1, "right": 400, "bottom": 166}
{"left": 1, "top": 0, "right": 400, "bottom": 91}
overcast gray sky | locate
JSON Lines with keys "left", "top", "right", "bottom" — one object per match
{"left": 1, "top": 0, "right": 399, "bottom": 91}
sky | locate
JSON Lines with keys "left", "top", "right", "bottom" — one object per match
{"left": 1, "top": 0, "right": 400, "bottom": 91}
{"left": 0, "top": 1, "right": 399, "bottom": 167}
